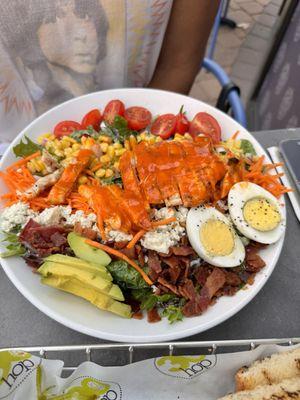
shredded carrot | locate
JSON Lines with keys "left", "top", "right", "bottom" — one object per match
{"left": 85, "top": 169, "right": 94, "bottom": 177}
{"left": 0, "top": 192, "right": 18, "bottom": 205}
{"left": 264, "top": 162, "right": 283, "bottom": 171}
{"left": 0, "top": 167, "right": 35, "bottom": 193}
{"left": 231, "top": 131, "right": 240, "bottom": 140}
{"left": 0, "top": 193, "right": 15, "bottom": 200}
{"left": 68, "top": 192, "right": 93, "bottom": 214}
{"left": 127, "top": 229, "right": 146, "bottom": 249}
{"left": 152, "top": 216, "right": 177, "bottom": 227}
{"left": 7, "top": 151, "right": 41, "bottom": 170}
{"left": 96, "top": 211, "right": 106, "bottom": 241}
{"left": 91, "top": 162, "right": 102, "bottom": 172}
{"left": 29, "top": 197, "right": 50, "bottom": 211}
{"left": 89, "top": 177, "right": 100, "bottom": 186}
{"left": 85, "top": 239, "right": 153, "bottom": 286}
{"left": 240, "top": 155, "right": 290, "bottom": 198}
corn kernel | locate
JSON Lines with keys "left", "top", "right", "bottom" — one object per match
{"left": 78, "top": 175, "right": 88, "bottom": 184}
{"left": 124, "top": 140, "right": 130, "bottom": 150}
{"left": 129, "top": 135, "right": 137, "bottom": 148}
{"left": 113, "top": 142, "right": 123, "bottom": 149}
{"left": 37, "top": 160, "right": 45, "bottom": 170}
{"left": 37, "top": 133, "right": 51, "bottom": 144}
{"left": 100, "top": 135, "right": 112, "bottom": 143}
{"left": 149, "top": 137, "right": 156, "bottom": 144}
{"left": 156, "top": 136, "right": 163, "bottom": 142}
{"left": 64, "top": 148, "right": 73, "bottom": 156}
{"left": 107, "top": 146, "right": 115, "bottom": 158}
{"left": 61, "top": 157, "right": 70, "bottom": 167}
{"left": 115, "top": 148, "right": 126, "bottom": 157}
{"left": 27, "top": 162, "right": 35, "bottom": 173}
{"left": 28, "top": 159, "right": 35, "bottom": 170}
{"left": 96, "top": 168, "right": 106, "bottom": 178}
{"left": 30, "top": 159, "right": 39, "bottom": 170}
{"left": 72, "top": 143, "right": 81, "bottom": 151}
{"left": 86, "top": 137, "right": 95, "bottom": 146}
{"left": 140, "top": 132, "right": 146, "bottom": 140}
{"left": 105, "top": 169, "right": 113, "bottom": 178}
{"left": 61, "top": 140, "right": 71, "bottom": 149}
{"left": 184, "top": 133, "right": 192, "bottom": 140}
{"left": 100, "top": 142, "right": 108, "bottom": 153}
{"left": 63, "top": 136, "right": 76, "bottom": 144}
{"left": 100, "top": 154, "right": 111, "bottom": 164}
{"left": 113, "top": 161, "right": 119, "bottom": 170}
{"left": 55, "top": 140, "right": 63, "bottom": 149}
{"left": 55, "top": 150, "right": 64, "bottom": 157}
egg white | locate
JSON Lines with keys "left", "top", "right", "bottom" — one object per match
{"left": 228, "top": 182, "right": 285, "bottom": 244}
{"left": 186, "top": 206, "right": 245, "bottom": 268}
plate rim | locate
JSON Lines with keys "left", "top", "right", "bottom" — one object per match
{"left": 0, "top": 88, "right": 286, "bottom": 342}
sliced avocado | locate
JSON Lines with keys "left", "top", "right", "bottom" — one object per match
{"left": 42, "top": 276, "right": 101, "bottom": 303}
{"left": 44, "top": 254, "right": 112, "bottom": 282}
{"left": 45, "top": 254, "right": 108, "bottom": 273}
{"left": 42, "top": 277, "right": 131, "bottom": 318}
{"left": 106, "top": 301, "right": 132, "bottom": 319}
{"left": 107, "top": 284, "right": 124, "bottom": 302}
{"left": 38, "top": 262, "right": 112, "bottom": 293}
{"left": 67, "top": 232, "right": 111, "bottom": 266}
{"left": 38, "top": 262, "right": 124, "bottom": 301}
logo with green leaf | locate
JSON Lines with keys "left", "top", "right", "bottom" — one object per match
{"left": 62, "top": 377, "right": 122, "bottom": 399}
{"left": 154, "top": 355, "right": 216, "bottom": 379}
{"left": 0, "top": 350, "right": 37, "bottom": 388}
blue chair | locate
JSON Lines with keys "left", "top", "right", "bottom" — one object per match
{"left": 203, "top": 0, "right": 247, "bottom": 128}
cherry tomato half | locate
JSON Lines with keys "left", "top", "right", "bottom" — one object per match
{"left": 54, "top": 121, "right": 82, "bottom": 138}
{"left": 81, "top": 109, "right": 102, "bottom": 131}
{"left": 124, "top": 106, "right": 152, "bottom": 130}
{"left": 151, "top": 114, "right": 176, "bottom": 139}
{"left": 189, "top": 112, "right": 221, "bottom": 143}
{"left": 103, "top": 99, "right": 125, "bottom": 124}
{"left": 175, "top": 112, "right": 189, "bottom": 134}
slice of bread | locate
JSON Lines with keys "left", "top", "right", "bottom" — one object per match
{"left": 235, "top": 348, "right": 300, "bottom": 391}
{"left": 219, "top": 377, "right": 300, "bottom": 399}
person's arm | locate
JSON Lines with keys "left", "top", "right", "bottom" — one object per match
{"left": 148, "top": 0, "right": 220, "bottom": 94}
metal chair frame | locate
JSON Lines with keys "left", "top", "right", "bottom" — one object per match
{"left": 204, "top": 0, "right": 247, "bottom": 127}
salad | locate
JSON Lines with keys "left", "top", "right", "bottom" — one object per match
{"left": 0, "top": 100, "right": 288, "bottom": 323}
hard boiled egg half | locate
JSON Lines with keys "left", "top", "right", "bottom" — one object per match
{"left": 228, "top": 182, "right": 285, "bottom": 244}
{"left": 186, "top": 206, "right": 245, "bottom": 268}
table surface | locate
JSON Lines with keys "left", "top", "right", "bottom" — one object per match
{"left": 1, "top": 128, "right": 299, "bottom": 363}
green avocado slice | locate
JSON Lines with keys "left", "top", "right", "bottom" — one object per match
{"left": 42, "top": 276, "right": 131, "bottom": 318}
{"left": 67, "top": 232, "right": 111, "bottom": 266}
{"left": 44, "top": 254, "right": 112, "bottom": 281}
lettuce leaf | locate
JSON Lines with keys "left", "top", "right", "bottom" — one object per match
{"left": 131, "top": 288, "right": 177, "bottom": 311}
{"left": 70, "top": 126, "right": 99, "bottom": 142}
{"left": 106, "top": 260, "right": 149, "bottom": 289}
{"left": 240, "top": 139, "right": 256, "bottom": 156}
{"left": 0, "top": 231, "right": 25, "bottom": 258}
{"left": 13, "top": 136, "right": 41, "bottom": 158}
{"left": 162, "top": 305, "right": 184, "bottom": 324}
{"left": 102, "top": 116, "right": 138, "bottom": 144}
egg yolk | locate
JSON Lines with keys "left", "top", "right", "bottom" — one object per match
{"left": 243, "top": 198, "right": 281, "bottom": 231}
{"left": 199, "top": 219, "right": 234, "bottom": 256}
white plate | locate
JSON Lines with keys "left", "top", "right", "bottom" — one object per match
{"left": 0, "top": 88, "right": 285, "bottom": 342}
